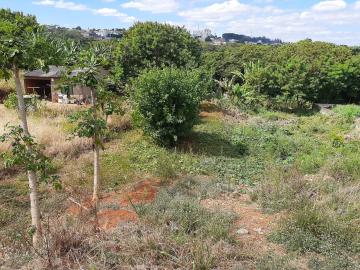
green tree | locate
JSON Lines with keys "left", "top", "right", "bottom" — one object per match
{"left": 201, "top": 40, "right": 355, "bottom": 106}
{"left": 66, "top": 44, "right": 116, "bottom": 206}
{"left": 132, "top": 67, "right": 207, "bottom": 145}
{"left": 328, "top": 55, "right": 360, "bottom": 103}
{"left": 0, "top": 9, "right": 61, "bottom": 247}
{"left": 116, "top": 22, "right": 201, "bottom": 80}
{"left": 232, "top": 62, "right": 275, "bottom": 109}
{"left": 275, "top": 57, "right": 319, "bottom": 109}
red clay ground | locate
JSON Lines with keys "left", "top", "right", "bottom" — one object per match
{"left": 68, "top": 178, "right": 284, "bottom": 256}
{"left": 67, "top": 179, "right": 161, "bottom": 231}
{"left": 68, "top": 179, "right": 285, "bottom": 254}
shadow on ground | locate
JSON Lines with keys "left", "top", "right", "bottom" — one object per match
{"left": 178, "top": 131, "right": 248, "bottom": 158}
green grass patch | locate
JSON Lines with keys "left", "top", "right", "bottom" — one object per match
{"left": 135, "top": 177, "right": 235, "bottom": 242}
{"left": 333, "top": 104, "right": 360, "bottom": 122}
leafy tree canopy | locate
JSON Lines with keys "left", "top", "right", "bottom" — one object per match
{"left": 0, "top": 9, "right": 62, "bottom": 78}
{"left": 116, "top": 22, "right": 201, "bottom": 80}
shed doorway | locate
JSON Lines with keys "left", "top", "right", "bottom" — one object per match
{"left": 24, "top": 79, "right": 52, "bottom": 100}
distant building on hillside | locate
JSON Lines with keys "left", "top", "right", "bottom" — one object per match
{"left": 193, "top": 28, "right": 212, "bottom": 41}
{"left": 211, "top": 37, "right": 226, "bottom": 46}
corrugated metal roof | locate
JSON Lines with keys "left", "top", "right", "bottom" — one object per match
{"left": 24, "top": 66, "right": 66, "bottom": 78}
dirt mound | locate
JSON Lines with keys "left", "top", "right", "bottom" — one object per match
{"left": 68, "top": 179, "right": 161, "bottom": 231}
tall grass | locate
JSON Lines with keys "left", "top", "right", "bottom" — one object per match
{"left": 0, "top": 104, "right": 92, "bottom": 158}
{"left": 0, "top": 79, "right": 15, "bottom": 92}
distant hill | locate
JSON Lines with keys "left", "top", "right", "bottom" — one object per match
{"left": 222, "top": 33, "right": 282, "bottom": 44}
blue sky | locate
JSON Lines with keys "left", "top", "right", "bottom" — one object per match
{"left": 1, "top": 0, "right": 360, "bottom": 45}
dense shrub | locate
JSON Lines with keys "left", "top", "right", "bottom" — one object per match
{"left": 117, "top": 22, "right": 201, "bottom": 80}
{"left": 202, "top": 40, "right": 359, "bottom": 110}
{"left": 328, "top": 55, "right": 360, "bottom": 103}
{"left": 232, "top": 62, "right": 276, "bottom": 109}
{"left": 231, "top": 58, "right": 317, "bottom": 110}
{"left": 201, "top": 44, "right": 275, "bottom": 80}
{"left": 132, "top": 67, "right": 207, "bottom": 145}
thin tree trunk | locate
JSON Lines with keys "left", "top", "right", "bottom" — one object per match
{"left": 93, "top": 144, "right": 100, "bottom": 203}
{"left": 91, "top": 89, "right": 100, "bottom": 232}
{"left": 13, "top": 66, "right": 42, "bottom": 248}
{"left": 91, "top": 89, "right": 100, "bottom": 205}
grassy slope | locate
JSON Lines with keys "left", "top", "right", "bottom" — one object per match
{"left": 0, "top": 102, "right": 359, "bottom": 269}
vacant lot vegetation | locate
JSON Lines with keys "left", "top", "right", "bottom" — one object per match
{"left": 1, "top": 101, "right": 359, "bottom": 269}
{"left": 1, "top": 15, "right": 359, "bottom": 270}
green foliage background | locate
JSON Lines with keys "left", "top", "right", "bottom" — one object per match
{"left": 116, "top": 22, "right": 201, "bottom": 80}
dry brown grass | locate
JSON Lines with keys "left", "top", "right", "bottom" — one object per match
{"left": 0, "top": 79, "right": 15, "bottom": 93}
{"left": 37, "top": 101, "right": 87, "bottom": 118}
{"left": 0, "top": 104, "right": 92, "bottom": 159}
{"left": 11, "top": 216, "right": 252, "bottom": 270}
{"left": 108, "top": 113, "right": 132, "bottom": 132}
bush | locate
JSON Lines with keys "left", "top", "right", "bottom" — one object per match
{"left": 3, "top": 92, "right": 17, "bottom": 109}
{"left": 327, "top": 55, "right": 360, "bottom": 103}
{"left": 232, "top": 58, "right": 319, "bottom": 111}
{"left": 132, "top": 67, "right": 207, "bottom": 145}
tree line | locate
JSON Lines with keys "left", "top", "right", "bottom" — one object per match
{"left": 203, "top": 40, "right": 360, "bottom": 110}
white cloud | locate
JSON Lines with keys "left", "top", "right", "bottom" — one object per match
{"left": 93, "top": 8, "right": 136, "bottom": 22}
{"left": 312, "top": 0, "right": 347, "bottom": 12}
{"left": 355, "top": 1, "right": 360, "bottom": 9}
{"left": 178, "top": 0, "right": 256, "bottom": 22}
{"left": 94, "top": 8, "right": 121, "bottom": 16}
{"left": 33, "top": 0, "right": 88, "bottom": 11}
{"left": 122, "top": 0, "right": 179, "bottom": 13}
{"left": 224, "top": 7, "right": 360, "bottom": 44}
{"left": 33, "top": 0, "right": 55, "bottom": 6}
{"left": 33, "top": 0, "right": 135, "bottom": 23}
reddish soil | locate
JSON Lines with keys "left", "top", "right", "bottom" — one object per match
{"left": 97, "top": 209, "right": 137, "bottom": 231}
{"left": 201, "top": 193, "right": 285, "bottom": 256}
{"left": 67, "top": 174, "right": 286, "bottom": 257}
{"left": 67, "top": 179, "right": 160, "bottom": 231}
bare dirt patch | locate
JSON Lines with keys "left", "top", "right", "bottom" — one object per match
{"left": 200, "top": 110, "right": 248, "bottom": 124}
{"left": 201, "top": 192, "right": 285, "bottom": 256}
{"left": 68, "top": 179, "right": 161, "bottom": 231}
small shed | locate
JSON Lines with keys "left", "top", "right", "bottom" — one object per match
{"left": 24, "top": 66, "right": 92, "bottom": 104}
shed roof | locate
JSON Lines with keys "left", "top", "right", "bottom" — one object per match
{"left": 24, "top": 66, "right": 66, "bottom": 78}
